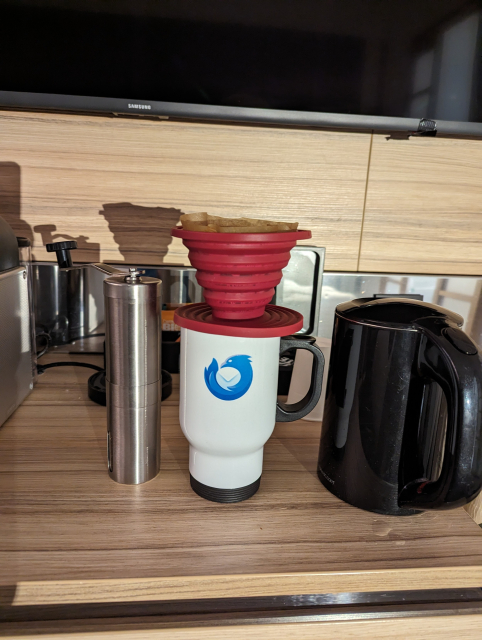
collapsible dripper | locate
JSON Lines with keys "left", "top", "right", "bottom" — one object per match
{"left": 171, "top": 228, "right": 311, "bottom": 320}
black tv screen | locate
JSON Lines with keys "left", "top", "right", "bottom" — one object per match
{"left": 1, "top": 0, "right": 481, "bottom": 135}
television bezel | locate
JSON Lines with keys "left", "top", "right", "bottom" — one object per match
{"left": 1, "top": 90, "right": 482, "bottom": 136}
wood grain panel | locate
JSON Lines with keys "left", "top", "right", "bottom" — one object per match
{"left": 359, "top": 134, "right": 482, "bottom": 275}
{"left": 1, "top": 354, "right": 482, "bottom": 606}
{"left": 6, "top": 615, "right": 482, "bottom": 640}
{"left": 0, "top": 111, "right": 371, "bottom": 271}
{"left": 8, "top": 566, "right": 482, "bottom": 607}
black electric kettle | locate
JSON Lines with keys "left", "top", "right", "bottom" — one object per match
{"left": 317, "top": 298, "right": 482, "bottom": 516}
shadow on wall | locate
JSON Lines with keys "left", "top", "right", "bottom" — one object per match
{"left": 0, "top": 170, "right": 184, "bottom": 265}
{"left": 100, "top": 203, "right": 183, "bottom": 264}
{"left": 0, "top": 162, "right": 33, "bottom": 243}
{"left": 33, "top": 224, "right": 101, "bottom": 263}
{"left": 0, "top": 162, "right": 101, "bottom": 262}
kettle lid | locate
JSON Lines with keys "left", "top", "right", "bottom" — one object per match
{"left": 337, "top": 297, "right": 464, "bottom": 328}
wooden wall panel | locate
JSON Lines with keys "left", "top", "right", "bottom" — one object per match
{"left": 0, "top": 111, "right": 370, "bottom": 270}
{"left": 359, "top": 134, "right": 482, "bottom": 275}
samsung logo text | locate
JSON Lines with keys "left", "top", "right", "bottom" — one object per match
{"left": 128, "top": 103, "right": 152, "bottom": 110}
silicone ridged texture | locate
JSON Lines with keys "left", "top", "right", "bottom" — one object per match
{"left": 190, "top": 474, "right": 261, "bottom": 503}
{"left": 174, "top": 303, "right": 303, "bottom": 338}
{"left": 171, "top": 228, "right": 311, "bottom": 320}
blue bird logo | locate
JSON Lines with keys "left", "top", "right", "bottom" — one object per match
{"left": 204, "top": 355, "right": 253, "bottom": 401}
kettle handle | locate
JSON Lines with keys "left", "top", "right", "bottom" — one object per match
{"left": 398, "top": 317, "right": 482, "bottom": 510}
{"left": 276, "top": 338, "right": 325, "bottom": 422}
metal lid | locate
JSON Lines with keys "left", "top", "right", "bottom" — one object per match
{"left": 337, "top": 297, "right": 463, "bottom": 328}
{"left": 175, "top": 303, "right": 303, "bottom": 338}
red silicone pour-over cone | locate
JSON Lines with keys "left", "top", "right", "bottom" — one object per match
{"left": 171, "top": 228, "right": 312, "bottom": 320}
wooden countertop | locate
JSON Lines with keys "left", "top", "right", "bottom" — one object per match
{"left": 2, "top": 353, "right": 482, "bottom": 609}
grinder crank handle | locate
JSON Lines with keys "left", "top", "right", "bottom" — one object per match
{"left": 46, "top": 240, "right": 78, "bottom": 269}
{"left": 46, "top": 241, "right": 126, "bottom": 276}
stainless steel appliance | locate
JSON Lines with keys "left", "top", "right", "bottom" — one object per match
{"left": 31, "top": 246, "right": 325, "bottom": 351}
{"left": 273, "top": 246, "right": 325, "bottom": 335}
{"left": 17, "top": 237, "right": 37, "bottom": 381}
{"left": 31, "top": 263, "right": 197, "bottom": 351}
{"left": 33, "top": 262, "right": 106, "bottom": 345}
{"left": 0, "top": 217, "right": 35, "bottom": 427}
{"left": 46, "top": 240, "right": 162, "bottom": 485}
{"left": 318, "top": 297, "right": 482, "bottom": 515}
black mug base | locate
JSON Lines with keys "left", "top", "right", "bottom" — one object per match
{"left": 190, "top": 474, "right": 261, "bottom": 503}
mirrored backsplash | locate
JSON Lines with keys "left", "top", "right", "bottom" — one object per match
{"left": 318, "top": 273, "right": 482, "bottom": 348}
{"left": 32, "top": 261, "right": 482, "bottom": 351}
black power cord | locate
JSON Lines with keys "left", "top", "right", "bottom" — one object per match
{"left": 37, "top": 360, "right": 172, "bottom": 403}
{"left": 68, "top": 333, "right": 105, "bottom": 343}
{"left": 36, "top": 330, "right": 105, "bottom": 359}
{"left": 37, "top": 361, "right": 104, "bottom": 374}
{"left": 36, "top": 335, "right": 172, "bottom": 403}
{"left": 36, "top": 331, "right": 51, "bottom": 358}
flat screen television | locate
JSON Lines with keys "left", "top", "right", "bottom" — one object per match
{"left": 1, "top": 0, "right": 482, "bottom": 136}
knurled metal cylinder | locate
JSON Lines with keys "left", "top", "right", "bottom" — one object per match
{"left": 104, "top": 274, "right": 161, "bottom": 484}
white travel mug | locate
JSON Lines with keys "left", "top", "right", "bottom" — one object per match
{"left": 176, "top": 305, "right": 325, "bottom": 502}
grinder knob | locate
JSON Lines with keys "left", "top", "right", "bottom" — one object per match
{"left": 46, "top": 240, "right": 78, "bottom": 269}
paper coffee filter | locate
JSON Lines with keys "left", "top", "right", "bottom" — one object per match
{"left": 179, "top": 212, "right": 298, "bottom": 234}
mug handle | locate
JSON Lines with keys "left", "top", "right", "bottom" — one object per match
{"left": 276, "top": 338, "right": 325, "bottom": 422}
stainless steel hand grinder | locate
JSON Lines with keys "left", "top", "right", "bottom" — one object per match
{"left": 46, "top": 241, "right": 161, "bottom": 485}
